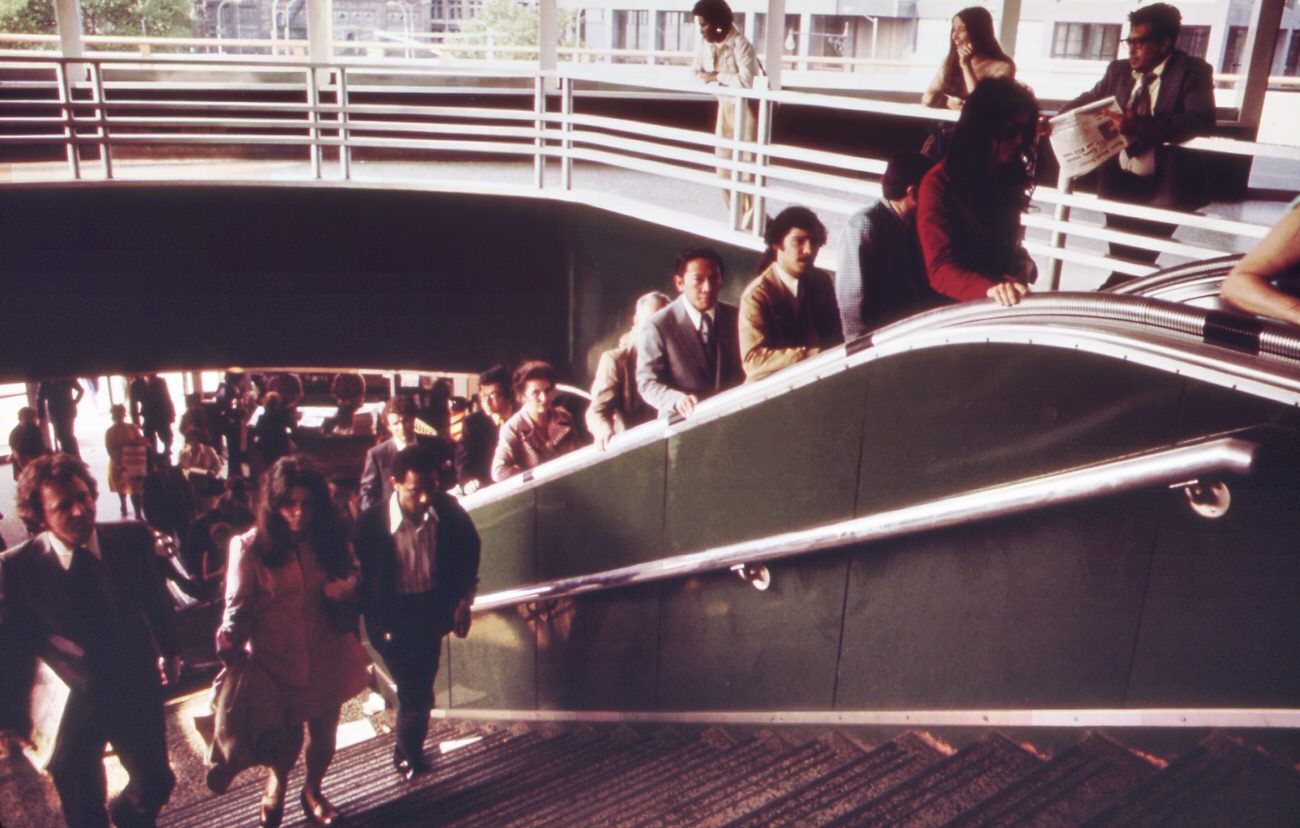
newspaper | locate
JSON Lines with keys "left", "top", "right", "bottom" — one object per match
{"left": 23, "top": 659, "right": 72, "bottom": 771}
{"left": 1049, "top": 96, "right": 1127, "bottom": 179}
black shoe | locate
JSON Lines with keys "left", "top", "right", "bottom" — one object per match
{"left": 392, "top": 749, "right": 429, "bottom": 781}
{"left": 108, "top": 793, "right": 154, "bottom": 828}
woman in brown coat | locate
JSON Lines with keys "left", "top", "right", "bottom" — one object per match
{"left": 214, "top": 455, "right": 369, "bottom": 827}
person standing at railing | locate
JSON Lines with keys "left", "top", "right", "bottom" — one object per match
{"left": 1220, "top": 198, "right": 1300, "bottom": 326}
{"left": 692, "top": 0, "right": 761, "bottom": 231}
{"left": 916, "top": 77, "right": 1038, "bottom": 308}
{"left": 739, "top": 206, "right": 844, "bottom": 382}
{"left": 1055, "top": 3, "right": 1214, "bottom": 287}
{"left": 921, "top": 7, "right": 1014, "bottom": 112}
{"left": 835, "top": 151, "right": 942, "bottom": 338}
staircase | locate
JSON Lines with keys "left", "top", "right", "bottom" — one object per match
{"left": 159, "top": 720, "right": 1300, "bottom": 827}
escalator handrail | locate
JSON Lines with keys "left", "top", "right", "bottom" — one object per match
{"left": 462, "top": 291, "right": 1300, "bottom": 512}
{"left": 471, "top": 434, "right": 1257, "bottom": 612}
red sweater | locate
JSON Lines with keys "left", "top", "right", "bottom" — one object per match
{"left": 916, "top": 160, "right": 1020, "bottom": 302}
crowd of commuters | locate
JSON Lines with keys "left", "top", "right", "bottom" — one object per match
{"left": 0, "top": 3, "right": 1294, "bottom": 826}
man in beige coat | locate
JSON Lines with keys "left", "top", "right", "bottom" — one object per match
{"left": 739, "top": 206, "right": 844, "bottom": 382}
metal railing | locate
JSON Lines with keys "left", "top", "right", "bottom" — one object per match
{"left": 472, "top": 434, "right": 1258, "bottom": 611}
{"left": 0, "top": 50, "right": 1293, "bottom": 284}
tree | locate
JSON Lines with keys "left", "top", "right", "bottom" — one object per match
{"left": 457, "top": 0, "right": 581, "bottom": 59}
{"left": 0, "top": 0, "right": 193, "bottom": 39}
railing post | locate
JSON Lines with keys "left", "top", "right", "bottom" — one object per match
{"left": 533, "top": 75, "right": 546, "bottom": 190}
{"left": 763, "top": 0, "right": 784, "bottom": 92}
{"left": 306, "top": 66, "right": 322, "bottom": 179}
{"left": 727, "top": 90, "right": 742, "bottom": 231}
{"left": 89, "top": 62, "right": 112, "bottom": 180}
{"left": 1046, "top": 169, "right": 1073, "bottom": 291}
{"left": 560, "top": 75, "right": 573, "bottom": 191}
{"left": 55, "top": 62, "right": 80, "bottom": 180}
{"left": 751, "top": 81, "right": 771, "bottom": 238}
{"left": 338, "top": 67, "right": 350, "bottom": 180}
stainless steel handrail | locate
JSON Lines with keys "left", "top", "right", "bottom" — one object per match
{"left": 461, "top": 291, "right": 1300, "bottom": 510}
{"left": 471, "top": 436, "right": 1259, "bottom": 612}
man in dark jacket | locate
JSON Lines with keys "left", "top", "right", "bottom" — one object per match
{"left": 1059, "top": 2, "right": 1215, "bottom": 284}
{"left": 354, "top": 443, "right": 480, "bottom": 780}
{"left": 0, "top": 454, "right": 180, "bottom": 827}
{"left": 835, "top": 151, "right": 941, "bottom": 338}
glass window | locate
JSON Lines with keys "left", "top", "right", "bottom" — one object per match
{"left": 1051, "top": 22, "right": 1121, "bottom": 61}
{"left": 1220, "top": 26, "right": 1247, "bottom": 73}
{"left": 660, "top": 10, "right": 692, "bottom": 55}
{"left": 1178, "top": 25, "right": 1210, "bottom": 60}
{"left": 1287, "top": 30, "right": 1300, "bottom": 77}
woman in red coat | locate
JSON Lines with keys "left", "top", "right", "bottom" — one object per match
{"left": 917, "top": 76, "right": 1040, "bottom": 308}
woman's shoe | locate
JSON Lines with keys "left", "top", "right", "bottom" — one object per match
{"left": 258, "top": 797, "right": 284, "bottom": 828}
{"left": 301, "top": 787, "right": 342, "bottom": 826}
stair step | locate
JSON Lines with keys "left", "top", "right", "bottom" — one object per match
{"left": 724, "top": 731, "right": 948, "bottom": 828}
{"left": 944, "top": 732, "right": 1159, "bottom": 827}
{"left": 1083, "top": 732, "right": 1300, "bottom": 827}
{"left": 829, "top": 733, "right": 1043, "bottom": 827}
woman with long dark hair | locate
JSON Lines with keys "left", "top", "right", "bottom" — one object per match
{"left": 212, "top": 455, "right": 369, "bottom": 827}
{"left": 916, "top": 76, "right": 1039, "bottom": 307}
{"left": 922, "top": 7, "right": 1014, "bottom": 110}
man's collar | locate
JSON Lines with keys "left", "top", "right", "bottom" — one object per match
{"left": 45, "top": 528, "right": 101, "bottom": 570}
{"left": 682, "top": 302, "right": 715, "bottom": 329}
{"left": 714, "top": 27, "right": 741, "bottom": 49}
{"left": 771, "top": 262, "right": 801, "bottom": 298}
{"left": 1134, "top": 55, "right": 1171, "bottom": 80}
{"left": 389, "top": 491, "right": 437, "bottom": 536}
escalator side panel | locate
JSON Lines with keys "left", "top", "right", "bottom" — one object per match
{"left": 535, "top": 584, "right": 662, "bottom": 710}
{"left": 452, "top": 491, "right": 540, "bottom": 709}
{"left": 446, "top": 609, "right": 540, "bottom": 710}
{"left": 856, "top": 346, "right": 1186, "bottom": 514}
{"left": 1127, "top": 462, "right": 1300, "bottom": 706}
{"left": 655, "top": 554, "right": 850, "bottom": 710}
{"left": 834, "top": 491, "right": 1163, "bottom": 708}
{"left": 665, "top": 370, "right": 867, "bottom": 555}
{"left": 472, "top": 491, "right": 538, "bottom": 592}
{"left": 536, "top": 441, "right": 668, "bottom": 580}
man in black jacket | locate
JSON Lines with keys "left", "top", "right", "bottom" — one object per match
{"left": 1059, "top": 2, "right": 1215, "bottom": 284}
{"left": 354, "top": 443, "right": 480, "bottom": 779}
{"left": 0, "top": 454, "right": 180, "bottom": 828}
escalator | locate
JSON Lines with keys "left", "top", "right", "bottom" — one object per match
{"left": 447, "top": 288, "right": 1300, "bottom": 715}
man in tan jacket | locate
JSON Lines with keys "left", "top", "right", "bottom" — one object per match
{"left": 739, "top": 206, "right": 844, "bottom": 382}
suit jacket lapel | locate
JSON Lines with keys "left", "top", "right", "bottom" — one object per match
{"left": 1153, "top": 52, "right": 1181, "bottom": 117}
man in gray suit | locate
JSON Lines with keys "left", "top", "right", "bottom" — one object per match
{"left": 637, "top": 247, "right": 744, "bottom": 418}
{"left": 1058, "top": 2, "right": 1214, "bottom": 285}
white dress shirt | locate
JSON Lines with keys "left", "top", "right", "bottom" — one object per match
{"left": 388, "top": 492, "right": 438, "bottom": 594}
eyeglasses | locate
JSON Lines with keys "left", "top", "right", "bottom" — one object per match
{"left": 1123, "top": 35, "right": 1157, "bottom": 47}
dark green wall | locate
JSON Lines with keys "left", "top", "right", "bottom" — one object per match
{"left": 0, "top": 184, "right": 759, "bottom": 387}
{"left": 449, "top": 343, "right": 1300, "bottom": 713}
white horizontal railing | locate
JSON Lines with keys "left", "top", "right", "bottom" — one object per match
{"left": 0, "top": 51, "right": 1291, "bottom": 285}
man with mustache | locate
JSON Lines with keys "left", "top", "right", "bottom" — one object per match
{"left": 739, "top": 206, "right": 844, "bottom": 382}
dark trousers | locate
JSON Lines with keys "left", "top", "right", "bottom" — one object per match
{"left": 377, "top": 590, "right": 455, "bottom": 761}
{"left": 143, "top": 421, "right": 173, "bottom": 461}
{"left": 50, "top": 414, "right": 79, "bottom": 457}
{"left": 1100, "top": 169, "right": 1177, "bottom": 287}
{"left": 49, "top": 684, "right": 174, "bottom": 828}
